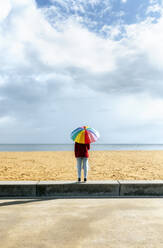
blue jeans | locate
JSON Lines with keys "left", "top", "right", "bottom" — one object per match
{"left": 76, "top": 157, "right": 89, "bottom": 179}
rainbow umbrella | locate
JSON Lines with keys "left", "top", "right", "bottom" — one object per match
{"left": 71, "top": 126, "right": 100, "bottom": 144}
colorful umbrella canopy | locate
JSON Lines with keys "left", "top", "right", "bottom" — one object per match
{"left": 71, "top": 126, "right": 100, "bottom": 144}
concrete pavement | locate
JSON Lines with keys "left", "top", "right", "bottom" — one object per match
{"left": 1, "top": 180, "right": 163, "bottom": 197}
{"left": 1, "top": 198, "right": 163, "bottom": 248}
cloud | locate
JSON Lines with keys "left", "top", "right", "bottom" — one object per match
{"left": 0, "top": 0, "right": 163, "bottom": 143}
{"left": 0, "top": 0, "right": 12, "bottom": 21}
{"left": 146, "top": 4, "right": 162, "bottom": 14}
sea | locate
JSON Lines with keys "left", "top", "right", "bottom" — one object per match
{"left": 0, "top": 144, "right": 163, "bottom": 152}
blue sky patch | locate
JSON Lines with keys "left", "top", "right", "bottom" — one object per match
{"left": 36, "top": 0, "right": 162, "bottom": 33}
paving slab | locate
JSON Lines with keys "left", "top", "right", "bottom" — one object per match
{"left": 119, "top": 180, "right": 163, "bottom": 196}
{"left": 37, "top": 180, "right": 119, "bottom": 196}
{"left": 0, "top": 181, "right": 38, "bottom": 197}
{"left": 0, "top": 198, "right": 163, "bottom": 248}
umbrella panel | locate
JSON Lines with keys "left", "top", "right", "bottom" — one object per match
{"left": 71, "top": 126, "right": 99, "bottom": 144}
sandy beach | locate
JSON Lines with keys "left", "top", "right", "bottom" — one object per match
{"left": 1, "top": 150, "right": 163, "bottom": 180}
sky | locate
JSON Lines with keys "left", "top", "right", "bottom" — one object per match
{"left": 0, "top": 0, "right": 163, "bottom": 144}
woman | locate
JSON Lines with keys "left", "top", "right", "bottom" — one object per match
{"left": 74, "top": 142, "right": 90, "bottom": 182}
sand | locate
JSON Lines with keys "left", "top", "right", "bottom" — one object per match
{"left": 0, "top": 150, "right": 163, "bottom": 180}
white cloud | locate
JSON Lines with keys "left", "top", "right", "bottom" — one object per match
{"left": 121, "top": 0, "right": 127, "bottom": 3}
{"left": 0, "top": 116, "right": 15, "bottom": 125}
{"left": 0, "top": 0, "right": 12, "bottom": 21}
{"left": 115, "top": 95, "right": 163, "bottom": 126}
{"left": 101, "top": 24, "right": 122, "bottom": 39}
{"left": 146, "top": 3, "right": 163, "bottom": 15}
{"left": 1, "top": 0, "right": 163, "bottom": 143}
{"left": 124, "top": 17, "right": 163, "bottom": 71}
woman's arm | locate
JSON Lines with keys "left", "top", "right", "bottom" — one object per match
{"left": 87, "top": 143, "right": 90, "bottom": 150}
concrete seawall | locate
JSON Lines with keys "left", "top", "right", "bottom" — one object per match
{"left": 1, "top": 180, "right": 163, "bottom": 197}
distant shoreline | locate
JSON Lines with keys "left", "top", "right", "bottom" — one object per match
{"left": 1, "top": 144, "right": 163, "bottom": 152}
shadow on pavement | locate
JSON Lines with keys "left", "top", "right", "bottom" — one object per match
{"left": 0, "top": 195, "right": 163, "bottom": 207}
{"left": 0, "top": 197, "right": 58, "bottom": 207}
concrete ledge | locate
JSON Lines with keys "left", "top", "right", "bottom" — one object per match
{"left": 1, "top": 180, "right": 163, "bottom": 197}
{"left": 37, "top": 180, "right": 119, "bottom": 196}
{"left": 119, "top": 180, "right": 163, "bottom": 196}
{"left": 0, "top": 181, "right": 37, "bottom": 197}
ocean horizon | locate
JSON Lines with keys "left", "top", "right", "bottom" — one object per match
{"left": 1, "top": 144, "right": 163, "bottom": 152}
